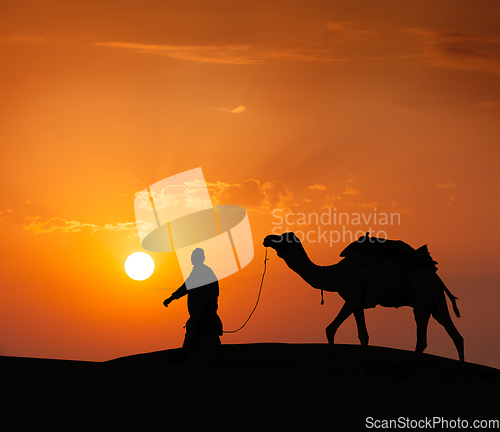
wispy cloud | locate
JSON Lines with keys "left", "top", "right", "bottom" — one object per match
{"left": 24, "top": 179, "right": 295, "bottom": 236}
{"left": 0, "top": 208, "right": 13, "bottom": 222}
{"left": 24, "top": 217, "right": 100, "bottom": 234}
{"left": 357, "top": 201, "right": 379, "bottom": 208}
{"left": 326, "top": 21, "right": 378, "bottom": 37}
{"left": 215, "top": 105, "right": 246, "bottom": 113}
{"left": 473, "top": 101, "right": 500, "bottom": 110}
{"left": 322, "top": 193, "right": 341, "bottom": 208}
{"left": 326, "top": 22, "right": 354, "bottom": 32}
{"left": 437, "top": 182, "right": 456, "bottom": 189}
{"left": 406, "top": 29, "right": 500, "bottom": 73}
{"left": 342, "top": 186, "right": 360, "bottom": 196}
{"left": 95, "top": 42, "right": 345, "bottom": 65}
{"left": 23, "top": 217, "right": 152, "bottom": 239}
{"left": 207, "top": 179, "right": 295, "bottom": 212}
{"left": 308, "top": 184, "right": 327, "bottom": 190}
{"left": 1, "top": 34, "right": 46, "bottom": 43}
{"left": 390, "top": 201, "right": 413, "bottom": 213}
{"left": 436, "top": 183, "right": 456, "bottom": 205}
{"left": 95, "top": 42, "right": 262, "bottom": 65}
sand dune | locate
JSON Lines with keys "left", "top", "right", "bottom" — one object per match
{"left": 1, "top": 343, "right": 498, "bottom": 426}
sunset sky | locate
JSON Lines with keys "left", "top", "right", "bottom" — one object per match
{"left": 1, "top": 0, "right": 499, "bottom": 367}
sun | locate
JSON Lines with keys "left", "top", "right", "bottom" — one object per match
{"left": 125, "top": 252, "right": 155, "bottom": 281}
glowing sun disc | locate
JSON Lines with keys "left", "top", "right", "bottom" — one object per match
{"left": 125, "top": 252, "right": 155, "bottom": 281}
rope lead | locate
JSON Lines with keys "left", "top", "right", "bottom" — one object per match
{"left": 223, "top": 248, "right": 269, "bottom": 333}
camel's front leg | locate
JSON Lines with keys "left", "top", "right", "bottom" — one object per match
{"left": 353, "top": 308, "right": 369, "bottom": 374}
{"left": 326, "top": 302, "right": 355, "bottom": 373}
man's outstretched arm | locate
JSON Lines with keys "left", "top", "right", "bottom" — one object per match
{"left": 163, "top": 283, "right": 187, "bottom": 307}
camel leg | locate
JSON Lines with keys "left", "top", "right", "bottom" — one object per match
{"left": 326, "top": 302, "right": 355, "bottom": 372}
{"left": 432, "top": 294, "right": 465, "bottom": 380}
{"left": 353, "top": 308, "right": 369, "bottom": 374}
{"left": 398, "top": 309, "right": 431, "bottom": 377}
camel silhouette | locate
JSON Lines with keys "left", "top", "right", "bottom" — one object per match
{"left": 263, "top": 232, "right": 465, "bottom": 378}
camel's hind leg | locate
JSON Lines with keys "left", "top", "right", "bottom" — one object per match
{"left": 353, "top": 308, "right": 369, "bottom": 373}
{"left": 432, "top": 293, "right": 465, "bottom": 378}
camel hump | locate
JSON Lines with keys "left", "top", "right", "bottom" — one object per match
{"left": 340, "top": 234, "right": 438, "bottom": 273}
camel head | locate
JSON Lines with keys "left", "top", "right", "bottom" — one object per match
{"left": 263, "top": 232, "right": 302, "bottom": 259}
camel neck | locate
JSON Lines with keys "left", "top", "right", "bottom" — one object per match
{"left": 283, "top": 244, "right": 329, "bottom": 290}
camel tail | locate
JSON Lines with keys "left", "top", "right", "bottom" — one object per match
{"left": 441, "top": 281, "right": 460, "bottom": 318}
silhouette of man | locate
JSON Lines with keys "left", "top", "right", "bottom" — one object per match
{"left": 163, "top": 248, "right": 225, "bottom": 366}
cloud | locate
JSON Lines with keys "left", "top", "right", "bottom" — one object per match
{"left": 342, "top": 186, "right": 360, "bottom": 196}
{"left": 102, "top": 220, "right": 154, "bottom": 240}
{"left": 23, "top": 178, "right": 295, "bottom": 236}
{"left": 406, "top": 29, "right": 500, "bottom": 73}
{"left": 321, "top": 193, "right": 341, "bottom": 208}
{"left": 216, "top": 105, "right": 246, "bottom": 113}
{"left": 1, "top": 35, "right": 46, "bottom": 44}
{"left": 390, "top": 201, "right": 413, "bottom": 213}
{"left": 436, "top": 183, "right": 456, "bottom": 205}
{"left": 308, "top": 184, "right": 327, "bottom": 190}
{"left": 23, "top": 217, "right": 153, "bottom": 239}
{"left": 132, "top": 177, "right": 295, "bottom": 225}
{"left": 326, "top": 22, "right": 352, "bottom": 32}
{"left": 24, "top": 217, "right": 100, "bottom": 234}
{"left": 208, "top": 179, "right": 294, "bottom": 212}
{"left": 95, "top": 42, "right": 262, "bottom": 65}
{"left": 0, "top": 208, "right": 13, "bottom": 222}
{"left": 137, "top": 179, "right": 213, "bottom": 213}
{"left": 95, "top": 42, "right": 345, "bottom": 65}
{"left": 229, "top": 105, "right": 246, "bottom": 113}
{"left": 101, "top": 222, "right": 138, "bottom": 233}
{"left": 262, "top": 48, "right": 345, "bottom": 63}
{"left": 357, "top": 202, "right": 379, "bottom": 208}
{"left": 473, "top": 101, "right": 500, "bottom": 110}
{"left": 260, "top": 180, "right": 295, "bottom": 211}
{"left": 326, "top": 21, "right": 377, "bottom": 37}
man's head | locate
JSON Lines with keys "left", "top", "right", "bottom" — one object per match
{"left": 191, "top": 248, "right": 205, "bottom": 266}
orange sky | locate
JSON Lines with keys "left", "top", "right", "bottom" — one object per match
{"left": 1, "top": 0, "right": 499, "bottom": 367}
